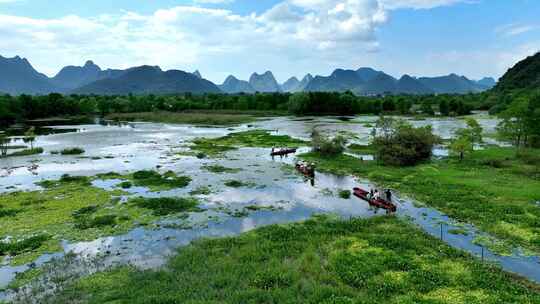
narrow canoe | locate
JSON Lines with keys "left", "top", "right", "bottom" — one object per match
{"left": 353, "top": 187, "right": 397, "bottom": 212}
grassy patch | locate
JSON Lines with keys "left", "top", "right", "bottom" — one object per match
{"left": 99, "top": 170, "right": 192, "bottom": 192}
{"left": 300, "top": 147, "right": 540, "bottom": 255}
{"left": 106, "top": 111, "right": 255, "bottom": 126}
{"left": 51, "top": 216, "right": 540, "bottom": 303}
{"left": 191, "top": 130, "right": 308, "bottom": 157}
{"left": 131, "top": 197, "right": 201, "bottom": 216}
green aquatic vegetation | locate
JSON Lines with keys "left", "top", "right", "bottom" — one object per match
{"left": 320, "top": 188, "right": 334, "bottom": 196}
{"left": 189, "top": 186, "right": 213, "bottom": 196}
{"left": 131, "top": 197, "right": 202, "bottom": 216}
{"left": 191, "top": 139, "right": 237, "bottom": 157}
{"left": 201, "top": 164, "right": 242, "bottom": 174}
{"left": 0, "top": 234, "right": 50, "bottom": 256}
{"left": 60, "top": 147, "right": 85, "bottom": 155}
{"left": 74, "top": 215, "right": 118, "bottom": 230}
{"left": 214, "top": 130, "right": 308, "bottom": 148}
{"left": 0, "top": 178, "right": 147, "bottom": 265}
{"left": 244, "top": 205, "right": 282, "bottom": 212}
{"left": 473, "top": 235, "right": 514, "bottom": 256}
{"left": 119, "top": 181, "right": 132, "bottom": 189}
{"left": 0, "top": 207, "right": 20, "bottom": 218}
{"left": 131, "top": 170, "right": 191, "bottom": 191}
{"left": 37, "top": 174, "right": 91, "bottom": 188}
{"left": 191, "top": 130, "right": 308, "bottom": 157}
{"left": 338, "top": 189, "right": 352, "bottom": 199}
{"left": 51, "top": 216, "right": 540, "bottom": 304}
{"left": 448, "top": 228, "right": 469, "bottom": 236}
{"left": 96, "top": 172, "right": 123, "bottom": 179}
{"left": 7, "top": 147, "right": 44, "bottom": 157}
{"left": 7, "top": 267, "right": 43, "bottom": 290}
{"left": 300, "top": 146, "right": 540, "bottom": 255}
{"left": 224, "top": 180, "right": 256, "bottom": 188}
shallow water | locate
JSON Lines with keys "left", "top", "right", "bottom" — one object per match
{"left": 1, "top": 115, "right": 536, "bottom": 301}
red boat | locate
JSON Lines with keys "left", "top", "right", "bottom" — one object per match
{"left": 353, "top": 187, "right": 397, "bottom": 213}
{"left": 271, "top": 148, "right": 297, "bottom": 156}
{"left": 295, "top": 164, "right": 315, "bottom": 178}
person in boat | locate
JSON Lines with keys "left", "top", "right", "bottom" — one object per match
{"left": 385, "top": 189, "right": 392, "bottom": 202}
{"left": 373, "top": 190, "right": 380, "bottom": 200}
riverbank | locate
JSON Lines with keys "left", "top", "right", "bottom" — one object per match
{"left": 49, "top": 215, "right": 540, "bottom": 303}
{"left": 300, "top": 146, "right": 540, "bottom": 255}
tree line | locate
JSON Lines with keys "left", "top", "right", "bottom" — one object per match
{"left": 0, "top": 91, "right": 492, "bottom": 128}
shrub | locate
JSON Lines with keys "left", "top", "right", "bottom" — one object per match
{"left": 311, "top": 129, "right": 347, "bottom": 156}
{"left": 372, "top": 118, "right": 440, "bottom": 166}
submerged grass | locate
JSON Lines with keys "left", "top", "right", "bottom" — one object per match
{"left": 300, "top": 147, "right": 540, "bottom": 255}
{"left": 106, "top": 111, "right": 255, "bottom": 126}
{"left": 52, "top": 216, "right": 540, "bottom": 303}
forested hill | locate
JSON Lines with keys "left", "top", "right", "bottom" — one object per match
{"left": 495, "top": 52, "right": 540, "bottom": 91}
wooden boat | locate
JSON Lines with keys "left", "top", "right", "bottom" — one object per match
{"left": 353, "top": 187, "right": 397, "bottom": 213}
{"left": 271, "top": 148, "right": 297, "bottom": 156}
{"left": 295, "top": 164, "right": 315, "bottom": 178}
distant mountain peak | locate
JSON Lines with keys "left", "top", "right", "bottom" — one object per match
{"left": 193, "top": 70, "right": 202, "bottom": 79}
{"left": 249, "top": 71, "right": 280, "bottom": 92}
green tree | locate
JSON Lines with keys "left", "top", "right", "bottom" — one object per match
{"left": 450, "top": 134, "right": 472, "bottom": 161}
{"left": 497, "top": 96, "right": 530, "bottom": 148}
{"left": 288, "top": 93, "right": 310, "bottom": 115}
{"left": 421, "top": 100, "right": 434, "bottom": 115}
{"left": 439, "top": 99, "right": 450, "bottom": 116}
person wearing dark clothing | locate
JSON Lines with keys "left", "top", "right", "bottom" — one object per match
{"left": 385, "top": 189, "right": 392, "bottom": 202}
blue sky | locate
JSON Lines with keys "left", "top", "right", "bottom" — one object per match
{"left": 0, "top": 0, "right": 539, "bottom": 83}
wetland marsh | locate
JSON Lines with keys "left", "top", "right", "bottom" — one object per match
{"left": 0, "top": 114, "right": 539, "bottom": 303}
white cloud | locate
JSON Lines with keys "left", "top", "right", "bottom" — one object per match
{"left": 495, "top": 23, "right": 538, "bottom": 37}
{"left": 0, "top": 0, "right": 476, "bottom": 82}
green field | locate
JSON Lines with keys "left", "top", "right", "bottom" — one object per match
{"left": 49, "top": 216, "right": 540, "bottom": 303}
